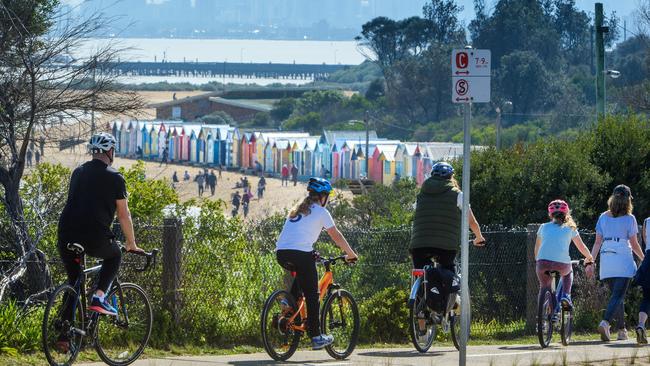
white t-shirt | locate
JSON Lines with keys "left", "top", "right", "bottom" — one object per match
{"left": 412, "top": 191, "right": 464, "bottom": 210}
{"left": 276, "top": 204, "right": 336, "bottom": 252}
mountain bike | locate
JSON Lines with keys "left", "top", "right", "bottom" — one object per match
{"left": 408, "top": 261, "right": 467, "bottom": 353}
{"left": 42, "top": 242, "right": 158, "bottom": 366}
{"left": 261, "top": 255, "right": 359, "bottom": 361}
{"left": 537, "top": 259, "right": 582, "bottom": 348}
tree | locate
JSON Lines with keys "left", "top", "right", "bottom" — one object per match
{"left": 497, "top": 51, "right": 551, "bottom": 114}
{"left": 270, "top": 98, "right": 296, "bottom": 122}
{"left": 0, "top": 2, "right": 144, "bottom": 300}
{"left": 196, "top": 111, "right": 235, "bottom": 125}
{"left": 553, "top": 0, "right": 591, "bottom": 65}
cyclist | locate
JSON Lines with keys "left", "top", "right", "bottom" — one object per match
{"left": 535, "top": 200, "right": 593, "bottom": 311}
{"left": 275, "top": 177, "right": 358, "bottom": 350}
{"left": 57, "top": 133, "right": 143, "bottom": 348}
{"left": 410, "top": 162, "right": 485, "bottom": 273}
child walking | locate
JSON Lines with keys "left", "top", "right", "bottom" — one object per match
{"left": 535, "top": 200, "right": 594, "bottom": 310}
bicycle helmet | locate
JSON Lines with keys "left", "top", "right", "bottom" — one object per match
{"left": 431, "top": 162, "right": 454, "bottom": 178}
{"left": 547, "top": 199, "right": 569, "bottom": 215}
{"left": 307, "top": 177, "right": 332, "bottom": 195}
{"left": 88, "top": 132, "right": 117, "bottom": 154}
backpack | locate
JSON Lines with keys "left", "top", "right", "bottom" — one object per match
{"left": 425, "top": 266, "right": 459, "bottom": 312}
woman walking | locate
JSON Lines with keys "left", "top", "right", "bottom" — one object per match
{"left": 588, "top": 185, "right": 645, "bottom": 341}
{"left": 633, "top": 216, "right": 650, "bottom": 343}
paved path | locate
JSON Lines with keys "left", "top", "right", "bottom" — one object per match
{"left": 80, "top": 341, "right": 650, "bottom": 365}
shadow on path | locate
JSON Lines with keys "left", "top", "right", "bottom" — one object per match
{"left": 357, "top": 350, "right": 446, "bottom": 358}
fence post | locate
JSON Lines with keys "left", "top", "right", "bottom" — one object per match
{"left": 526, "top": 224, "right": 540, "bottom": 333}
{"left": 162, "top": 218, "right": 183, "bottom": 325}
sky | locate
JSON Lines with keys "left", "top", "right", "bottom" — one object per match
{"left": 61, "top": 0, "right": 639, "bottom": 30}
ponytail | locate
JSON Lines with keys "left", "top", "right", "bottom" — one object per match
{"left": 552, "top": 212, "right": 577, "bottom": 230}
{"left": 289, "top": 195, "right": 318, "bottom": 219}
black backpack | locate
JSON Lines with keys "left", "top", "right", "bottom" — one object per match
{"left": 425, "top": 266, "right": 459, "bottom": 312}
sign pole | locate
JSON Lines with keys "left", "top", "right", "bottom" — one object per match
{"left": 459, "top": 102, "right": 471, "bottom": 366}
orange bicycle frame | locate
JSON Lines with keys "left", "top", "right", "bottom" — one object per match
{"left": 287, "top": 270, "right": 333, "bottom": 332}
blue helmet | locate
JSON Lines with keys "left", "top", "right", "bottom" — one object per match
{"left": 307, "top": 177, "right": 332, "bottom": 194}
{"left": 431, "top": 162, "right": 454, "bottom": 178}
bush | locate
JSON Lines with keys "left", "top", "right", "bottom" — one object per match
{"left": 359, "top": 286, "right": 409, "bottom": 343}
{"left": 0, "top": 302, "right": 41, "bottom": 355}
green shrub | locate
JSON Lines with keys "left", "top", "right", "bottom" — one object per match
{"left": 0, "top": 301, "right": 42, "bottom": 355}
{"left": 359, "top": 286, "right": 409, "bottom": 343}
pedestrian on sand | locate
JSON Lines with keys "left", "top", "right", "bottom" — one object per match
{"left": 208, "top": 170, "right": 217, "bottom": 196}
{"left": 258, "top": 176, "right": 266, "bottom": 199}
{"left": 587, "top": 185, "right": 645, "bottom": 342}
{"left": 26, "top": 149, "right": 33, "bottom": 167}
{"left": 281, "top": 164, "right": 289, "bottom": 186}
{"left": 195, "top": 171, "right": 205, "bottom": 197}
{"left": 291, "top": 163, "right": 299, "bottom": 186}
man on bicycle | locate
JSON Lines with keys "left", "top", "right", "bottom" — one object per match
{"left": 57, "top": 133, "right": 143, "bottom": 324}
{"left": 410, "top": 162, "right": 485, "bottom": 288}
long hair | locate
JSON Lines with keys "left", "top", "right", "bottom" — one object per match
{"left": 289, "top": 193, "right": 323, "bottom": 219}
{"left": 450, "top": 175, "right": 460, "bottom": 189}
{"left": 550, "top": 211, "right": 577, "bottom": 230}
{"left": 608, "top": 194, "right": 633, "bottom": 217}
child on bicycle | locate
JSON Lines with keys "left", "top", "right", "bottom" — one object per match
{"left": 275, "top": 177, "right": 358, "bottom": 350}
{"left": 535, "top": 200, "right": 593, "bottom": 309}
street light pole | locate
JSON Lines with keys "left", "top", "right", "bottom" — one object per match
{"left": 495, "top": 107, "right": 501, "bottom": 150}
{"left": 364, "top": 111, "right": 369, "bottom": 178}
{"left": 595, "top": 2, "right": 607, "bottom": 119}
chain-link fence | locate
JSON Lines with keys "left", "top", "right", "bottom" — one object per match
{"left": 0, "top": 220, "right": 625, "bottom": 347}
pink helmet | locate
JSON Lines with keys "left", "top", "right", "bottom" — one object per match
{"left": 548, "top": 199, "right": 569, "bottom": 215}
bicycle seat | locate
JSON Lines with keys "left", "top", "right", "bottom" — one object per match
{"left": 545, "top": 270, "right": 561, "bottom": 276}
{"left": 66, "top": 243, "right": 85, "bottom": 255}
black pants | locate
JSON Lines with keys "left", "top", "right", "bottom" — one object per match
{"left": 410, "top": 247, "right": 457, "bottom": 273}
{"left": 210, "top": 184, "right": 216, "bottom": 195}
{"left": 58, "top": 234, "right": 122, "bottom": 293}
{"left": 276, "top": 250, "right": 320, "bottom": 338}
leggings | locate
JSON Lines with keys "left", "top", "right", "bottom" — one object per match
{"left": 604, "top": 277, "right": 631, "bottom": 330}
{"left": 276, "top": 249, "right": 320, "bottom": 338}
{"left": 57, "top": 235, "right": 122, "bottom": 293}
{"left": 536, "top": 260, "right": 573, "bottom": 300}
{"left": 640, "top": 286, "right": 650, "bottom": 315}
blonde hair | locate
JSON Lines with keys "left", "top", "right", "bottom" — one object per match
{"left": 450, "top": 175, "right": 460, "bottom": 189}
{"left": 608, "top": 194, "right": 633, "bottom": 217}
{"left": 289, "top": 194, "right": 321, "bottom": 219}
{"left": 550, "top": 212, "right": 577, "bottom": 230}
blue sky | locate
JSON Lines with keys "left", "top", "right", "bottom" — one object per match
{"left": 62, "top": 0, "right": 638, "bottom": 27}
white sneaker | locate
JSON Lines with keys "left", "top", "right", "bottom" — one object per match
{"left": 598, "top": 320, "right": 611, "bottom": 341}
{"left": 617, "top": 328, "right": 628, "bottom": 341}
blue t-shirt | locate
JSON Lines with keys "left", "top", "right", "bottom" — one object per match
{"left": 596, "top": 212, "right": 639, "bottom": 279}
{"left": 536, "top": 222, "right": 578, "bottom": 264}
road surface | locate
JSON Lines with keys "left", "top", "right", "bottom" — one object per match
{"left": 80, "top": 341, "right": 650, "bottom": 365}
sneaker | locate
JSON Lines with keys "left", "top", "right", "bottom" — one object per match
{"left": 88, "top": 296, "right": 117, "bottom": 316}
{"left": 311, "top": 334, "right": 334, "bottom": 350}
{"left": 617, "top": 328, "right": 628, "bottom": 341}
{"left": 560, "top": 295, "right": 573, "bottom": 310}
{"left": 598, "top": 320, "right": 611, "bottom": 341}
{"left": 636, "top": 326, "right": 648, "bottom": 344}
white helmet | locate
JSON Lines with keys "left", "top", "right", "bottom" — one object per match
{"left": 88, "top": 132, "right": 116, "bottom": 154}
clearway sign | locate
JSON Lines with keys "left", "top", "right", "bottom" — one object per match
{"left": 452, "top": 49, "right": 491, "bottom": 103}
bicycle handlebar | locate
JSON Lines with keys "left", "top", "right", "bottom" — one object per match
{"left": 117, "top": 242, "right": 159, "bottom": 272}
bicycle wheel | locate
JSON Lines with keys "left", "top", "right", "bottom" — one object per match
{"left": 409, "top": 286, "right": 435, "bottom": 353}
{"left": 560, "top": 307, "right": 573, "bottom": 346}
{"left": 321, "top": 289, "right": 360, "bottom": 360}
{"left": 537, "top": 290, "right": 554, "bottom": 348}
{"left": 261, "top": 290, "right": 301, "bottom": 361}
{"left": 95, "top": 283, "right": 153, "bottom": 366}
{"left": 450, "top": 290, "right": 471, "bottom": 351}
{"left": 42, "top": 284, "right": 84, "bottom": 366}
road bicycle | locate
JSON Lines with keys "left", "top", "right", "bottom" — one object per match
{"left": 260, "top": 254, "right": 359, "bottom": 361}
{"left": 408, "top": 261, "right": 467, "bottom": 353}
{"left": 42, "top": 242, "right": 158, "bottom": 366}
{"left": 537, "top": 259, "right": 582, "bottom": 348}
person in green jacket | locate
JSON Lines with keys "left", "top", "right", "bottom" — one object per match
{"left": 410, "top": 162, "right": 486, "bottom": 272}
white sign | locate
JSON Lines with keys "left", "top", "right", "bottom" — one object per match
{"left": 452, "top": 76, "right": 491, "bottom": 103}
{"left": 452, "top": 49, "right": 491, "bottom": 77}
{"left": 451, "top": 49, "right": 491, "bottom": 104}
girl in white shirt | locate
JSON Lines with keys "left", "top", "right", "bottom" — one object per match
{"left": 275, "top": 178, "right": 358, "bottom": 350}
